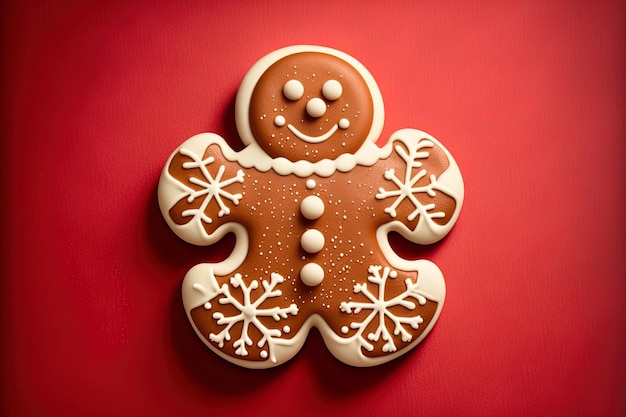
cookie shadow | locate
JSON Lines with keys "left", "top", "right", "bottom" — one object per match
{"left": 302, "top": 328, "right": 417, "bottom": 397}
{"left": 220, "top": 94, "right": 245, "bottom": 151}
{"left": 387, "top": 231, "right": 443, "bottom": 261}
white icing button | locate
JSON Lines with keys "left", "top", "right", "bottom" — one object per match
{"left": 305, "top": 178, "right": 316, "bottom": 189}
{"left": 301, "top": 229, "right": 325, "bottom": 253}
{"left": 322, "top": 79, "right": 342, "bottom": 101}
{"left": 274, "top": 115, "right": 286, "bottom": 127}
{"left": 300, "top": 263, "right": 324, "bottom": 286}
{"left": 283, "top": 79, "right": 304, "bottom": 101}
{"left": 338, "top": 118, "right": 350, "bottom": 129}
{"left": 306, "top": 97, "right": 326, "bottom": 118}
{"left": 300, "top": 195, "right": 324, "bottom": 220}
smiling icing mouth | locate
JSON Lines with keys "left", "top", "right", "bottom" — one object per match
{"left": 287, "top": 123, "right": 339, "bottom": 143}
{"left": 275, "top": 115, "right": 350, "bottom": 144}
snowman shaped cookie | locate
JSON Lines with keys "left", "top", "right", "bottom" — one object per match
{"left": 158, "top": 45, "right": 464, "bottom": 368}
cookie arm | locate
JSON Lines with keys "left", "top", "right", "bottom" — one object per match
{"left": 158, "top": 132, "right": 250, "bottom": 285}
{"left": 376, "top": 129, "right": 465, "bottom": 245}
{"left": 158, "top": 133, "right": 246, "bottom": 244}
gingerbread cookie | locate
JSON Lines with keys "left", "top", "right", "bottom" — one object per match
{"left": 158, "top": 45, "right": 464, "bottom": 368}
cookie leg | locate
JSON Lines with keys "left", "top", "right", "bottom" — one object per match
{"left": 322, "top": 260, "right": 444, "bottom": 367}
{"left": 182, "top": 264, "right": 308, "bottom": 368}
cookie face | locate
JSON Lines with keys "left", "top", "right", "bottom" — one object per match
{"left": 158, "top": 46, "right": 464, "bottom": 368}
{"left": 248, "top": 52, "right": 374, "bottom": 162}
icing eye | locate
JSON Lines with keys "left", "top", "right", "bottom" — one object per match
{"left": 322, "top": 79, "right": 342, "bottom": 101}
{"left": 283, "top": 79, "right": 304, "bottom": 101}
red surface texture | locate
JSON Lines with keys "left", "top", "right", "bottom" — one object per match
{"left": 2, "top": 1, "right": 624, "bottom": 416}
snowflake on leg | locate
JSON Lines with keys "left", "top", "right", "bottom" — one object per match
{"left": 340, "top": 265, "right": 427, "bottom": 353}
{"left": 376, "top": 139, "right": 445, "bottom": 222}
{"left": 178, "top": 147, "right": 245, "bottom": 224}
{"left": 207, "top": 272, "right": 298, "bottom": 363}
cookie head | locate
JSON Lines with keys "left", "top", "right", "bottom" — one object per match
{"left": 236, "top": 46, "right": 384, "bottom": 162}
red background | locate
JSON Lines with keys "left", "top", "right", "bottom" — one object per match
{"left": 2, "top": 1, "right": 624, "bottom": 416}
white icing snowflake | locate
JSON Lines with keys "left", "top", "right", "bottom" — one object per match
{"left": 376, "top": 139, "right": 445, "bottom": 222}
{"left": 207, "top": 272, "right": 298, "bottom": 363}
{"left": 339, "top": 265, "right": 426, "bottom": 353}
{"left": 178, "top": 147, "right": 245, "bottom": 223}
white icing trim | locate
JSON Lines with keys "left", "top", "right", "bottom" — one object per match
{"left": 209, "top": 132, "right": 387, "bottom": 177}
{"left": 162, "top": 133, "right": 390, "bottom": 180}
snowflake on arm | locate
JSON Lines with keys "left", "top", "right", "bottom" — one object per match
{"left": 207, "top": 272, "right": 299, "bottom": 363}
{"left": 376, "top": 139, "right": 445, "bottom": 222}
{"left": 178, "top": 147, "right": 245, "bottom": 224}
{"left": 339, "top": 265, "right": 427, "bottom": 353}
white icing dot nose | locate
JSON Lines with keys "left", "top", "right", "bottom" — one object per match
{"left": 338, "top": 118, "right": 350, "bottom": 129}
{"left": 306, "top": 97, "right": 326, "bottom": 118}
